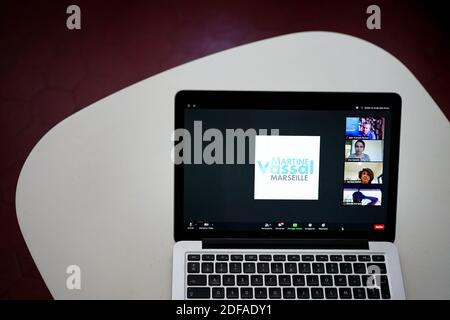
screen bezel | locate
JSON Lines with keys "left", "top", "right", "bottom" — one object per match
{"left": 174, "top": 90, "right": 401, "bottom": 242}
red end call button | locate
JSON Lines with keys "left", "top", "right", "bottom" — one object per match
{"left": 374, "top": 224, "right": 385, "bottom": 230}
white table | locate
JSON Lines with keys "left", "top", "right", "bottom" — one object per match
{"left": 16, "top": 32, "right": 450, "bottom": 299}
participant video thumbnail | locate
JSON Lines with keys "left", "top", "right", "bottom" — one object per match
{"left": 344, "top": 162, "right": 383, "bottom": 184}
{"left": 343, "top": 188, "right": 382, "bottom": 206}
{"left": 346, "top": 117, "right": 385, "bottom": 140}
{"left": 344, "top": 140, "right": 384, "bottom": 162}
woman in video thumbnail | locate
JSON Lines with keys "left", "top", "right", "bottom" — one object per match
{"left": 359, "top": 168, "right": 374, "bottom": 184}
{"left": 347, "top": 140, "right": 371, "bottom": 161}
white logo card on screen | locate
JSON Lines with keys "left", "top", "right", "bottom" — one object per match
{"left": 254, "top": 135, "right": 320, "bottom": 200}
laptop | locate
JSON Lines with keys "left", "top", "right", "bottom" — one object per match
{"left": 172, "top": 90, "right": 405, "bottom": 300}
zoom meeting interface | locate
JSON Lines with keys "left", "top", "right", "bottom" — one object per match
{"left": 182, "top": 106, "right": 393, "bottom": 233}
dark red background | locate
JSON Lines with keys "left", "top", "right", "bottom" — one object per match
{"left": 0, "top": 0, "right": 448, "bottom": 299}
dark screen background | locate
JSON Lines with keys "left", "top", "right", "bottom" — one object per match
{"left": 183, "top": 108, "right": 392, "bottom": 230}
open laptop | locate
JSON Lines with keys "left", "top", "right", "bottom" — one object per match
{"left": 172, "top": 90, "right": 405, "bottom": 300}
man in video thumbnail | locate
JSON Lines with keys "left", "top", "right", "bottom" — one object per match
{"left": 346, "top": 117, "right": 384, "bottom": 140}
{"left": 360, "top": 122, "right": 376, "bottom": 140}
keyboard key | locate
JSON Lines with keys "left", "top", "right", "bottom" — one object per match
{"left": 325, "top": 288, "right": 338, "bottom": 299}
{"left": 320, "top": 275, "right": 333, "bottom": 286}
{"left": 187, "top": 275, "right": 207, "bottom": 286}
{"left": 202, "top": 254, "right": 214, "bottom": 261}
{"left": 297, "top": 288, "right": 310, "bottom": 299}
{"left": 298, "top": 263, "right": 311, "bottom": 273}
{"left": 240, "top": 287, "right": 253, "bottom": 299}
{"left": 187, "top": 262, "right": 200, "bottom": 273}
{"left": 348, "top": 275, "right": 361, "bottom": 286}
{"left": 245, "top": 255, "right": 257, "bottom": 261}
{"left": 367, "top": 263, "right": 387, "bottom": 274}
{"left": 293, "top": 275, "right": 305, "bottom": 286}
{"left": 212, "top": 287, "right": 224, "bottom": 299}
{"left": 201, "top": 262, "right": 213, "bottom": 273}
{"left": 257, "top": 263, "right": 270, "bottom": 273}
{"left": 344, "top": 255, "right": 357, "bottom": 262}
{"left": 285, "top": 263, "right": 297, "bottom": 273}
{"left": 187, "top": 254, "right": 200, "bottom": 261}
{"left": 312, "top": 263, "right": 325, "bottom": 274}
{"left": 339, "top": 263, "right": 353, "bottom": 274}
{"left": 231, "top": 254, "right": 243, "bottom": 261}
{"left": 259, "top": 255, "right": 272, "bottom": 261}
{"left": 339, "top": 287, "right": 352, "bottom": 299}
{"left": 226, "top": 287, "right": 239, "bottom": 299}
{"left": 367, "top": 288, "right": 381, "bottom": 299}
{"left": 353, "top": 263, "right": 367, "bottom": 274}
{"left": 237, "top": 275, "right": 249, "bottom": 286}
{"left": 307, "top": 275, "right": 319, "bottom": 286}
{"left": 283, "top": 288, "right": 296, "bottom": 299}
{"left": 209, "top": 275, "right": 221, "bottom": 286}
{"left": 302, "top": 255, "right": 314, "bottom": 261}
{"left": 316, "top": 255, "right": 328, "bottom": 261}
{"left": 216, "top": 254, "right": 229, "bottom": 261}
{"left": 287, "top": 255, "right": 300, "bottom": 261}
{"left": 353, "top": 288, "right": 366, "bottom": 299}
{"left": 264, "top": 275, "right": 277, "bottom": 286}
{"left": 311, "top": 288, "right": 324, "bottom": 299}
{"left": 229, "top": 263, "right": 242, "bottom": 273}
{"left": 381, "top": 275, "right": 391, "bottom": 299}
{"left": 222, "top": 275, "right": 234, "bottom": 286}
{"left": 326, "top": 263, "right": 339, "bottom": 274}
{"left": 381, "top": 289, "right": 391, "bottom": 300}
{"left": 361, "top": 275, "right": 373, "bottom": 287}
{"left": 372, "top": 255, "right": 385, "bottom": 262}
{"left": 330, "top": 255, "right": 343, "bottom": 261}
{"left": 243, "top": 263, "right": 256, "bottom": 273}
{"left": 255, "top": 288, "right": 267, "bottom": 299}
{"left": 358, "top": 255, "right": 371, "bottom": 262}
{"left": 215, "top": 262, "right": 228, "bottom": 273}
{"left": 334, "top": 275, "right": 347, "bottom": 286}
{"left": 273, "top": 255, "right": 286, "bottom": 261}
{"left": 250, "top": 275, "right": 263, "bottom": 286}
{"left": 271, "top": 263, "right": 283, "bottom": 273}
{"left": 278, "top": 275, "right": 291, "bottom": 286}
{"left": 187, "top": 287, "right": 210, "bottom": 299}
{"left": 269, "top": 288, "right": 282, "bottom": 299}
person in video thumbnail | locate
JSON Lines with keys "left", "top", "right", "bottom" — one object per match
{"left": 360, "top": 122, "right": 376, "bottom": 140}
{"left": 352, "top": 191, "right": 378, "bottom": 206}
{"left": 359, "top": 168, "right": 374, "bottom": 184}
{"left": 347, "top": 140, "right": 371, "bottom": 161}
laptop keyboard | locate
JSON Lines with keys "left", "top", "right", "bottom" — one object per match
{"left": 185, "top": 253, "right": 390, "bottom": 299}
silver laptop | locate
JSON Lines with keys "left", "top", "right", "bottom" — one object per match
{"left": 172, "top": 90, "right": 405, "bottom": 300}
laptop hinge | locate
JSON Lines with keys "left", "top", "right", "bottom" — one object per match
{"left": 202, "top": 238, "right": 369, "bottom": 250}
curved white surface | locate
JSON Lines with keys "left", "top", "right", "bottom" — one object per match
{"left": 16, "top": 31, "right": 450, "bottom": 299}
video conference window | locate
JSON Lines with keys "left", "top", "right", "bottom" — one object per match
{"left": 343, "top": 188, "right": 382, "bottom": 206}
{"left": 346, "top": 117, "right": 385, "bottom": 140}
{"left": 345, "top": 140, "right": 384, "bottom": 162}
{"left": 344, "top": 162, "right": 383, "bottom": 184}
{"left": 343, "top": 116, "right": 385, "bottom": 206}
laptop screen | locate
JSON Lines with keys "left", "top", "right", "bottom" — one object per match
{"left": 174, "top": 91, "right": 401, "bottom": 241}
